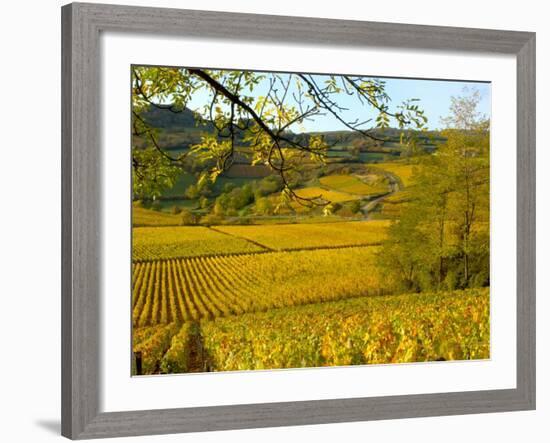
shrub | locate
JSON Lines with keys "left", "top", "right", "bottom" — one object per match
{"left": 349, "top": 200, "right": 362, "bottom": 214}
{"left": 199, "top": 213, "right": 223, "bottom": 226}
{"left": 180, "top": 209, "right": 197, "bottom": 226}
{"left": 255, "top": 175, "right": 284, "bottom": 197}
{"left": 199, "top": 196, "right": 210, "bottom": 209}
{"left": 223, "top": 182, "right": 236, "bottom": 193}
{"left": 336, "top": 205, "right": 355, "bottom": 218}
{"left": 255, "top": 197, "right": 273, "bottom": 215}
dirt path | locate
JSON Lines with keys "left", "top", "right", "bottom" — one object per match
{"left": 362, "top": 172, "right": 402, "bottom": 220}
{"left": 208, "top": 226, "right": 274, "bottom": 251}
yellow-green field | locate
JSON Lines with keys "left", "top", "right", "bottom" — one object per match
{"left": 133, "top": 288, "right": 489, "bottom": 374}
{"left": 214, "top": 220, "right": 389, "bottom": 250}
{"left": 374, "top": 162, "right": 417, "bottom": 187}
{"left": 132, "top": 246, "right": 382, "bottom": 327}
{"left": 133, "top": 206, "right": 182, "bottom": 227}
{"left": 133, "top": 221, "right": 389, "bottom": 260}
{"left": 319, "top": 174, "right": 389, "bottom": 195}
{"left": 383, "top": 189, "right": 413, "bottom": 203}
{"left": 374, "top": 190, "right": 414, "bottom": 219}
{"left": 131, "top": 204, "right": 488, "bottom": 375}
{"left": 202, "top": 287, "right": 490, "bottom": 370}
{"left": 133, "top": 226, "right": 265, "bottom": 260}
{"left": 293, "top": 186, "right": 361, "bottom": 203}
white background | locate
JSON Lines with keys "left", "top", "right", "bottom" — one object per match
{"left": 0, "top": 0, "right": 546, "bottom": 442}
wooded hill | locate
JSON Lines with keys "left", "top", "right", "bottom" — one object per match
{"left": 134, "top": 106, "right": 446, "bottom": 152}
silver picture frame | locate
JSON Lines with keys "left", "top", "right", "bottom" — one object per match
{"left": 61, "top": 2, "right": 536, "bottom": 439}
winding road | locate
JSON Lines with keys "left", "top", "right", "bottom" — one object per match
{"left": 361, "top": 171, "right": 403, "bottom": 220}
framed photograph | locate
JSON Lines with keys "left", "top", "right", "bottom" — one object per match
{"left": 61, "top": 2, "right": 535, "bottom": 439}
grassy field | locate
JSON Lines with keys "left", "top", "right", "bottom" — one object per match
{"left": 293, "top": 186, "right": 361, "bottom": 203}
{"left": 319, "top": 174, "right": 389, "bottom": 195}
{"left": 214, "top": 220, "right": 390, "bottom": 251}
{"left": 132, "top": 226, "right": 265, "bottom": 260}
{"left": 132, "top": 288, "right": 489, "bottom": 374}
{"left": 374, "top": 162, "right": 417, "bottom": 187}
{"left": 133, "top": 206, "right": 183, "bottom": 227}
{"left": 384, "top": 189, "right": 413, "bottom": 203}
{"left": 132, "top": 246, "right": 382, "bottom": 327}
{"left": 359, "top": 152, "right": 392, "bottom": 162}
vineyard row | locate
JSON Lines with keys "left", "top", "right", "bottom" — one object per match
{"left": 132, "top": 288, "right": 490, "bottom": 375}
{"left": 132, "top": 241, "right": 384, "bottom": 263}
{"left": 132, "top": 246, "right": 382, "bottom": 327}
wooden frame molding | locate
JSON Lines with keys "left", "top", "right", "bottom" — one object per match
{"left": 61, "top": 2, "right": 535, "bottom": 439}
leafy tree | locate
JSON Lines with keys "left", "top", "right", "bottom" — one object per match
{"left": 439, "top": 87, "right": 487, "bottom": 130}
{"left": 228, "top": 184, "right": 254, "bottom": 210}
{"left": 255, "top": 197, "right": 274, "bottom": 215}
{"left": 223, "top": 182, "right": 236, "bottom": 193}
{"left": 254, "top": 175, "right": 284, "bottom": 198}
{"left": 323, "top": 202, "right": 342, "bottom": 216}
{"left": 198, "top": 196, "right": 210, "bottom": 209}
{"left": 180, "top": 209, "right": 198, "bottom": 226}
{"left": 379, "top": 90, "right": 489, "bottom": 292}
{"left": 184, "top": 184, "right": 199, "bottom": 200}
{"left": 199, "top": 212, "right": 223, "bottom": 226}
{"left": 349, "top": 200, "right": 362, "bottom": 214}
{"left": 377, "top": 207, "right": 432, "bottom": 291}
{"left": 441, "top": 128, "right": 489, "bottom": 285}
{"left": 440, "top": 87, "right": 490, "bottom": 286}
{"left": 213, "top": 195, "right": 228, "bottom": 216}
{"left": 132, "top": 148, "right": 180, "bottom": 200}
{"left": 132, "top": 67, "right": 427, "bottom": 205}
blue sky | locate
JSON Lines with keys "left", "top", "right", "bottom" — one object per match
{"left": 186, "top": 71, "right": 490, "bottom": 132}
{"left": 374, "top": 77, "right": 490, "bottom": 131}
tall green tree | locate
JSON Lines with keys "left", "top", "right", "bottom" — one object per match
{"left": 378, "top": 89, "right": 490, "bottom": 292}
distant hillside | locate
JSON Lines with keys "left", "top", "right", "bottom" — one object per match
{"left": 139, "top": 106, "right": 208, "bottom": 130}
{"left": 304, "top": 128, "right": 446, "bottom": 148}
{"left": 134, "top": 106, "right": 241, "bottom": 150}
{"left": 133, "top": 105, "right": 446, "bottom": 152}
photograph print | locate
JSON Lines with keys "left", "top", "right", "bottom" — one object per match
{"left": 130, "top": 65, "right": 490, "bottom": 375}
